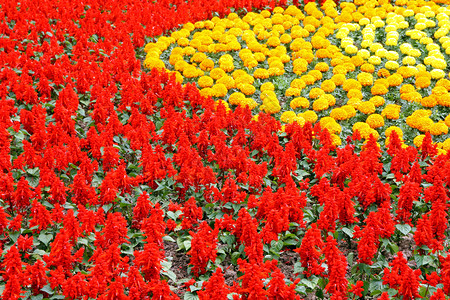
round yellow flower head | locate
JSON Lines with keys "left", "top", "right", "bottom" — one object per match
{"left": 290, "top": 97, "right": 310, "bottom": 109}
{"left": 366, "top": 114, "right": 385, "bottom": 129}
{"left": 358, "top": 101, "right": 376, "bottom": 114}
{"left": 330, "top": 107, "right": 348, "bottom": 121}
{"left": 313, "top": 97, "right": 329, "bottom": 111}
{"left": 430, "top": 122, "right": 449, "bottom": 135}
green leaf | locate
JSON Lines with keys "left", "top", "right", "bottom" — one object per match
{"left": 41, "top": 284, "right": 54, "bottom": 295}
{"left": 162, "top": 235, "right": 176, "bottom": 243}
{"left": 184, "top": 292, "right": 199, "bottom": 300}
{"left": 183, "top": 240, "right": 191, "bottom": 251}
{"left": 342, "top": 227, "right": 353, "bottom": 238}
{"left": 396, "top": 224, "right": 411, "bottom": 235}
{"left": 9, "top": 231, "right": 20, "bottom": 243}
{"left": 38, "top": 233, "right": 53, "bottom": 246}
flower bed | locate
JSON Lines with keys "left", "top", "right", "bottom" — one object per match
{"left": 1, "top": 0, "right": 450, "bottom": 299}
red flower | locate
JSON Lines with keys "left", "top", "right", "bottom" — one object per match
{"left": 349, "top": 281, "right": 364, "bottom": 297}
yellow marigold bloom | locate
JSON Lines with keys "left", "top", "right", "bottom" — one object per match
{"left": 301, "top": 110, "right": 318, "bottom": 123}
{"left": 387, "top": 74, "right": 403, "bottom": 87}
{"left": 353, "top": 121, "right": 370, "bottom": 132}
{"left": 144, "top": 57, "right": 166, "bottom": 70}
{"left": 285, "top": 87, "right": 301, "bottom": 97}
{"left": 331, "top": 74, "right": 346, "bottom": 86}
{"left": 369, "top": 96, "right": 384, "bottom": 108}
{"left": 320, "top": 117, "right": 341, "bottom": 134}
{"left": 421, "top": 95, "right": 438, "bottom": 108}
{"left": 322, "top": 94, "right": 336, "bottom": 106}
{"left": 229, "top": 92, "right": 246, "bottom": 106}
{"left": 290, "top": 79, "right": 306, "bottom": 90}
{"left": 313, "top": 97, "right": 329, "bottom": 111}
{"left": 253, "top": 68, "right": 270, "bottom": 79}
{"left": 261, "top": 82, "right": 275, "bottom": 92}
{"left": 238, "top": 83, "right": 255, "bottom": 95}
{"left": 438, "top": 94, "right": 450, "bottom": 107}
{"left": 212, "top": 83, "right": 228, "bottom": 97}
{"left": 436, "top": 79, "right": 450, "bottom": 91}
{"left": 268, "top": 67, "right": 284, "bottom": 76}
{"left": 416, "top": 76, "right": 431, "bottom": 89}
{"left": 416, "top": 117, "right": 434, "bottom": 132}
{"left": 360, "top": 63, "right": 375, "bottom": 73}
{"left": 281, "top": 111, "right": 297, "bottom": 123}
{"left": 333, "top": 65, "right": 348, "bottom": 75}
{"left": 198, "top": 76, "right": 214, "bottom": 88}
{"left": 400, "top": 66, "right": 417, "bottom": 78}
{"left": 267, "top": 36, "right": 281, "bottom": 47}
{"left": 358, "top": 101, "right": 376, "bottom": 114}
{"left": 342, "top": 105, "right": 356, "bottom": 118}
{"left": 235, "top": 74, "right": 254, "bottom": 86}
{"left": 321, "top": 80, "right": 336, "bottom": 93}
{"left": 400, "top": 84, "right": 415, "bottom": 94}
{"left": 357, "top": 73, "right": 373, "bottom": 86}
{"left": 280, "top": 33, "right": 292, "bottom": 44}
{"left": 301, "top": 75, "right": 316, "bottom": 85}
{"left": 217, "top": 75, "right": 236, "bottom": 89}
{"left": 342, "top": 79, "right": 362, "bottom": 92}
{"left": 183, "top": 65, "right": 203, "bottom": 78}
{"left": 191, "top": 52, "right": 207, "bottom": 63}
{"left": 382, "top": 104, "right": 401, "bottom": 120}
{"left": 348, "top": 89, "right": 363, "bottom": 100}
{"left": 309, "top": 70, "right": 323, "bottom": 81}
{"left": 330, "top": 134, "right": 342, "bottom": 146}
{"left": 290, "top": 97, "right": 310, "bottom": 109}
{"left": 315, "top": 62, "right": 330, "bottom": 72}
{"left": 330, "top": 107, "right": 348, "bottom": 121}
{"left": 309, "top": 88, "right": 325, "bottom": 99}
{"left": 386, "top": 126, "right": 403, "bottom": 138}
{"left": 200, "top": 87, "right": 214, "bottom": 98}
{"left": 430, "top": 122, "right": 449, "bottom": 135}
{"left": 371, "top": 84, "right": 388, "bottom": 96}
{"left": 368, "top": 56, "right": 382, "bottom": 65}
{"left": 261, "top": 95, "right": 281, "bottom": 114}
{"left": 430, "top": 69, "right": 446, "bottom": 79}
{"left": 442, "top": 138, "right": 450, "bottom": 152}
{"left": 199, "top": 59, "right": 215, "bottom": 71}
{"left": 366, "top": 114, "right": 385, "bottom": 129}
{"left": 413, "top": 134, "right": 426, "bottom": 148}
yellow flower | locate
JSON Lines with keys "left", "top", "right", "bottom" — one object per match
{"left": 358, "top": 102, "right": 376, "bottom": 114}
{"left": 415, "top": 76, "right": 431, "bottom": 89}
{"left": 330, "top": 107, "right": 348, "bottom": 121}
{"left": 357, "top": 73, "right": 374, "bottom": 86}
{"left": 281, "top": 111, "right": 297, "bottom": 123}
{"left": 238, "top": 83, "right": 256, "bottom": 95}
{"left": 430, "top": 122, "right": 449, "bottom": 135}
{"left": 381, "top": 104, "right": 401, "bottom": 120}
{"left": 300, "top": 110, "right": 318, "bottom": 123}
{"left": 385, "top": 126, "right": 403, "bottom": 138}
{"left": 366, "top": 114, "right": 385, "bottom": 129}
{"left": 387, "top": 74, "right": 403, "bottom": 87}
{"left": 285, "top": 87, "right": 302, "bottom": 97}
{"left": 321, "top": 80, "right": 336, "bottom": 93}
{"left": 369, "top": 96, "right": 385, "bottom": 107}
{"left": 290, "top": 97, "right": 310, "bottom": 109}
{"left": 315, "top": 62, "right": 329, "bottom": 72}
{"left": 347, "top": 89, "right": 362, "bottom": 100}
{"left": 413, "top": 135, "right": 426, "bottom": 148}
{"left": 200, "top": 59, "right": 215, "bottom": 71}
{"left": 143, "top": 57, "right": 166, "bottom": 70}
{"left": 371, "top": 84, "right": 388, "bottom": 95}
{"left": 229, "top": 92, "right": 246, "bottom": 106}
{"left": 342, "top": 79, "right": 362, "bottom": 92}
{"left": 421, "top": 95, "right": 438, "bottom": 108}
{"left": 253, "top": 68, "right": 270, "bottom": 79}
{"left": 261, "top": 82, "right": 275, "bottom": 92}
{"left": 342, "top": 105, "right": 356, "bottom": 118}
{"left": 313, "top": 97, "right": 329, "bottom": 111}
{"left": 309, "top": 88, "right": 325, "bottom": 99}
{"left": 198, "top": 76, "right": 214, "bottom": 88}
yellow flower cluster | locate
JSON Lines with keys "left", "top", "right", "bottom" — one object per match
{"left": 144, "top": 0, "right": 450, "bottom": 151}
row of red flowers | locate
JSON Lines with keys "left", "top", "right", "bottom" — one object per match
{"left": 1, "top": 0, "right": 449, "bottom": 299}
